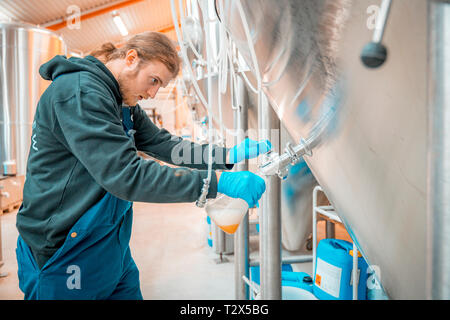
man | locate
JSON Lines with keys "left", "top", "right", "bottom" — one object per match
{"left": 16, "top": 31, "right": 270, "bottom": 300}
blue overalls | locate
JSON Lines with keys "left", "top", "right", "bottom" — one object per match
{"left": 16, "top": 107, "right": 143, "bottom": 300}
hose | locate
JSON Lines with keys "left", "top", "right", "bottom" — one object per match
{"left": 236, "top": 0, "right": 263, "bottom": 113}
{"left": 171, "top": 0, "right": 214, "bottom": 189}
{"left": 197, "top": 0, "right": 226, "bottom": 146}
{"left": 201, "top": 0, "right": 214, "bottom": 182}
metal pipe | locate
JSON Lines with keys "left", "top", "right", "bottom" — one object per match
{"left": 426, "top": 0, "right": 450, "bottom": 300}
{"left": 312, "top": 186, "right": 320, "bottom": 276}
{"left": 280, "top": 255, "right": 313, "bottom": 265}
{"left": 360, "top": 0, "right": 392, "bottom": 68}
{"left": 258, "top": 93, "right": 281, "bottom": 300}
{"left": 217, "top": 226, "right": 226, "bottom": 260}
{"left": 234, "top": 75, "right": 249, "bottom": 300}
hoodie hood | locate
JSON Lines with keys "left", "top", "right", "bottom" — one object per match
{"left": 39, "top": 55, "right": 122, "bottom": 104}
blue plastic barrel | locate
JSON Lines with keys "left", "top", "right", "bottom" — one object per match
{"left": 249, "top": 264, "right": 294, "bottom": 299}
{"left": 313, "top": 239, "right": 368, "bottom": 300}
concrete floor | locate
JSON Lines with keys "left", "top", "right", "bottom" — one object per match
{"left": 0, "top": 201, "right": 323, "bottom": 300}
{"left": 0, "top": 202, "right": 238, "bottom": 299}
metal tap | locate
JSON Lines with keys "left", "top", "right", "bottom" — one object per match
{"left": 258, "top": 138, "right": 312, "bottom": 179}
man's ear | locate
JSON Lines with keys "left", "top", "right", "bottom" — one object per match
{"left": 125, "top": 49, "right": 139, "bottom": 69}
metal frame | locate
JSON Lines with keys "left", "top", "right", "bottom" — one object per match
{"left": 234, "top": 74, "right": 250, "bottom": 300}
{"left": 257, "top": 93, "right": 282, "bottom": 300}
{"left": 426, "top": 0, "right": 450, "bottom": 300}
{"left": 237, "top": 91, "right": 313, "bottom": 300}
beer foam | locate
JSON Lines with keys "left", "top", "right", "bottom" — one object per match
{"left": 205, "top": 194, "right": 248, "bottom": 230}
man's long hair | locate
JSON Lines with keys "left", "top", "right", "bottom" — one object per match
{"left": 90, "top": 31, "right": 180, "bottom": 76}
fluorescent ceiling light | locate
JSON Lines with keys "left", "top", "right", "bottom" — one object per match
{"left": 113, "top": 15, "right": 128, "bottom": 36}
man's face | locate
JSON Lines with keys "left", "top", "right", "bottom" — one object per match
{"left": 118, "top": 53, "right": 174, "bottom": 106}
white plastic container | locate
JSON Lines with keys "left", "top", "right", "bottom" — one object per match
{"left": 205, "top": 194, "right": 249, "bottom": 234}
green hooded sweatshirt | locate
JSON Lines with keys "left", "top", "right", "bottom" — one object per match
{"left": 16, "top": 55, "right": 232, "bottom": 269}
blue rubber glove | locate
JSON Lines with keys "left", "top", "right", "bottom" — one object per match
{"left": 228, "top": 138, "right": 272, "bottom": 164}
{"left": 217, "top": 171, "right": 266, "bottom": 208}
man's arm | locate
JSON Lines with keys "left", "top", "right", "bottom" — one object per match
{"left": 53, "top": 92, "right": 218, "bottom": 203}
{"left": 132, "top": 105, "right": 234, "bottom": 171}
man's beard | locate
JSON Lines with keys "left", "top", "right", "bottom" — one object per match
{"left": 118, "top": 69, "right": 139, "bottom": 106}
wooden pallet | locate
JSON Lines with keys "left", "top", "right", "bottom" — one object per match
{"left": 1, "top": 200, "right": 22, "bottom": 215}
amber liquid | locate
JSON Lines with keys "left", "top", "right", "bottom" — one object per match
{"left": 218, "top": 224, "right": 240, "bottom": 234}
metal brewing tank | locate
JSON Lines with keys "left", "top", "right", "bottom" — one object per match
{"left": 219, "top": 0, "right": 438, "bottom": 299}
{"left": 181, "top": 0, "right": 320, "bottom": 258}
{"left": 0, "top": 21, "right": 66, "bottom": 176}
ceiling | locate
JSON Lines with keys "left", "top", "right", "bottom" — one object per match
{"left": 0, "top": 0, "right": 184, "bottom": 54}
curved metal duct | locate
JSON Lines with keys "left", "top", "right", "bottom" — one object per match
{"left": 0, "top": 21, "right": 66, "bottom": 176}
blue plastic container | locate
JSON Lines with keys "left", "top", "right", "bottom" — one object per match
{"left": 249, "top": 265, "right": 315, "bottom": 299}
{"left": 282, "top": 271, "right": 314, "bottom": 293}
{"left": 250, "top": 264, "right": 293, "bottom": 286}
{"left": 313, "top": 239, "right": 368, "bottom": 300}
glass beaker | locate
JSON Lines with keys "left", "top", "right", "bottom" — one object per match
{"left": 205, "top": 193, "right": 249, "bottom": 234}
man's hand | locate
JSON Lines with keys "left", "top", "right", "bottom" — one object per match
{"left": 217, "top": 171, "right": 266, "bottom": 208}
{"left": 227, "top": 138, "right": 272, "bottom": 164}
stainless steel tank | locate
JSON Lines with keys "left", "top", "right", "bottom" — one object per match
{"left": 219, "top": 0, "right": 437, "bottom": 299}
{"left": 181, "top": 0, "right": 321, "bottom": 265}
{"left": 0, "top": 21, "right": 66, "bottom": 176}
